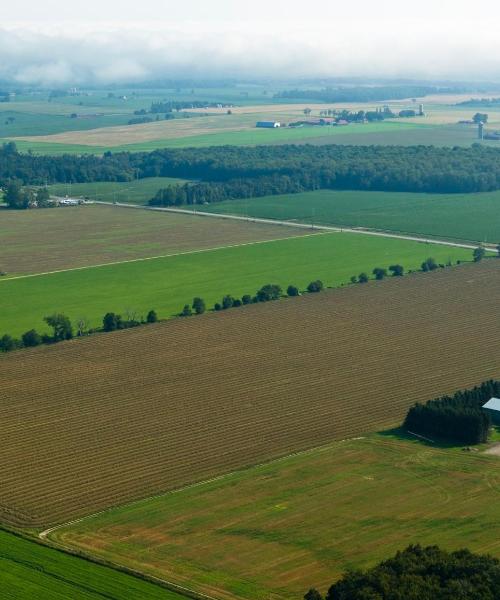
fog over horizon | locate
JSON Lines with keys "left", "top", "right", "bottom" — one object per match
{"left": 2, "top": 0, "right": 500, "bottom": 86}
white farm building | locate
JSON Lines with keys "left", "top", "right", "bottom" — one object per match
{"left": 256, "top": 121, "right": 281, "bottom": 128}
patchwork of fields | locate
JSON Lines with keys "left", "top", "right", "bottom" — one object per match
{"left": 53, "top": 434, "right": 500, "bottom": 600}
{"left": 205, "top": 189, "right": 500, "bottom": 243}
{"left": 0, "top": 204, "right": 305, "bottom": 276}
{"left": 1, "top": 260, "right": 500, "bottom": 527}
{"left": 0, "top": 229, "right": 470, "bottom": 335}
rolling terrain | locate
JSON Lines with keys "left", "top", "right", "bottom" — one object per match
{"left": 1, "top": 260, "right": 499, "bottom": 527}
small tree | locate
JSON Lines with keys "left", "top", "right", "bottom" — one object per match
{"left": 146, "top": 309, "right": 158, "bottom": 323}
{"left": 44, "top": 314, "right": 73, "bottom": 341}
{"left": 358, "top": 272, "right": 369, "bottom": 283}
{"left": 214, "top": 302, "right": 222, "bottom": 311}
{"left": 0, "top": 334, "right": 19, "bottom": 352}
{"left": 496, "top": 243, "right": 500, "bottom": 257}
{"left": 256, "top": 284, "right": 282, "bottom": 302}
{"left": 307, "top": 280, "right": 324, "bottom": 293}
{"left": 22, "top": 329, "right": 42, "bottom": 347}
{"left": 76, "top": 317, "right": 89, "bottom": 337}
{"left": 350, "top": 275, "right": 358, "bottom": 284}
{"left": 103, "top": 312, "right": 122, "bottom": 332}
{"left": 233, "top": 298, "right": 242, "bottom": 307}
{"left": 192, "top": 297, "right": 206, "bottom": 315}
{"left": 222, "top": 295, "right": 234, "bottom": 309}
{"left": 36, "top": 187, "right": 51, "bottom": 208}
{"left": 372, "top": 267, "right": 387, "bottom": 280}
{"left": 287, "top": 285, "right": 299, "bottom": 297}
{"left": 241, "top": 294, "right": 252, "bottom": 305}
{"left": 389, "top": 264, "right": 404, "bottom": 277}
{"left": 421, "top": 257, "right": 438, "bottom": 272}
{"left": 473, "top": 246, "right": 486, "bottom": 262}
{"left": 181, "top": 304, "right": 192, "bottom": 316}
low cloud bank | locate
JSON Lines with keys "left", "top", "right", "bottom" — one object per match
{"left": 1, "top": 23, "right": 500, "bottom": 86}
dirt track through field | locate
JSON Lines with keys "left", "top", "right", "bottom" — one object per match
{"left": 1, "top": 261, "right": 500, "bottom": 527}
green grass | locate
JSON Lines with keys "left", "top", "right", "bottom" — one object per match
{"left": 52, "top": 432, "right": 500, "bottom": 600}
{"left": 203, "top": 189, "right": 500, "bottom": 243}
{"left": 47, "top": 178, "right": 189, "bottom": 205}
{"left": 0, "top": 232, "right": 470, "bottom": 336}
{"left": 0, "top": 528, "right": 185, "bottom": 599}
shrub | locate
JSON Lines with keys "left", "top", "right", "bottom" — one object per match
{"left": 287, "top": 285, "right": 300, "bottom": 297}
{"left": 181, "top": 304, "right": 192, "bottom": 316}
{"left": 214, "top": 302, "right": 222, "bottom": 311}
{"left": 233, "top": 298, "right": 242, "bottom": 307}
{"left": 307, "top": 280, "right": 324, "bottom": 293}
{"left": 0, "top": 334, "right": 20, "bottom": 352}
{"left": 222, "top": 295, "right": 235, "bottom": 309}
{"left": 388, "top": 264, "right": 404, "bottom": 277}
{"left": 44, "top": 313, "right": 73, "bottom": 341}
{"left": 473, "top": 246, "right": 486, "bottom": 262}
{"left": 21, "top": 329, "right": 42, "bottom": 347}
{"left": 358, "top": 272, "right": 369, "bottom": 283}
{"left": 103, "top": 312, "right": 123, "bottom": 332}
{"left": 146, "top": 310, "right": 158, "bottom": 323}
{"left": 241, "top": 294, "right": 252, "bottom": 305}
{"left": 372, "top": 267, "right": 387, "bottom": 280}
{"left": 192, "top": 297, "right": 206, "bottom": 315}
{"left": 421, "top": 257, "right": 438, "bottom": 272}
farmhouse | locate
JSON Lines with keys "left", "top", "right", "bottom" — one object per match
{"left": 256, "top": 121, "right": 281, "bottom": 128}
{"left": 482, "top": 397, "right": 500, "bottom": 424}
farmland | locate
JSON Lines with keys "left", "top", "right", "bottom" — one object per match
{"left": 47, "top": 177, "right": 190, "bottom": 205}
{"left": 0, "top": 231, "right": 470, "bottom": 335}
{"left": 0, "top": 204, "right": 306, "bottom": 276}
{"left": 52, "top": 433, "right": 500, "bottom": 600}
{"left": 0, "top": 528, "right": 182, "bottom": 599}
{"left": 204, "top": 189, "right": 500, "bottom": 243}
{"left": 1, "top": 260, "right": 500, "bottom": 527}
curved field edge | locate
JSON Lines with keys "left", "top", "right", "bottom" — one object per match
{"left": 0, "top": 231, "right": 471, "bottom": 336}
{"left": 0, "top": 526, "right": 191, "bottom": 599}
{"left": 49, "top": 433, "right": 500, "bottom": 600}
{"left": 1, "top": 260, "right": 500, "bottom": 527}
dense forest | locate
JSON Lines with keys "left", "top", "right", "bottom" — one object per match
{"left": 458, "top": 98, "right": 500, "bottom": 107}
{"left": 4, "top": 143, "right": 500, "bottom": 203}
{"left": 274, "top": 85, "right": 454, "bottom": 103}
{"left": 311, "top": 544, "right": 500, "bottom": 600}
{"left": 403, "top": 380, "right": 499, "bottom": 444}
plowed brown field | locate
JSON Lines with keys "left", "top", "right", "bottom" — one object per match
{"left": 2, "top": 261, "right": 500, "bottom": 527}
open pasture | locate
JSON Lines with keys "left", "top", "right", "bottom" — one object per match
{"left": 0, "top": 204, "right": 305, "bottom": 276}
{"left": 0, "top": 528, "right": 182, "bottom": 599}
{"left": 53, "top": 434, "right": 500, "bottom": 600}
{"left": 205, "top": 189, "right": 500, "bottom": 243}
{"left": 1, "top": 260, "right": 500, "bottom": 527}
{"left": 0, "top": 231, "right": 470, "bottom": 335}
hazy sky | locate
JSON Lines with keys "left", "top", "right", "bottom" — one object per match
{"left": 2, "top": 0, "right": 500, "bottom": 84}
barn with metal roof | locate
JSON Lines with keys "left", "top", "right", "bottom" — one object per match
{"left": 482, "top": 397, "right": 500, "bottom": 424}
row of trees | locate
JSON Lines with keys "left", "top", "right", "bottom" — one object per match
{"left": 307, "top": 544, "right": 500, "bottom": 600}
{"left": 403, "top": 380, "right": 500, "bottom": 444}
{"left": 5, "top": 142, "right": 500, "bottom": 196}
{"left": 4, "top": 181, "right": 51, "bottom": 209}
{"left": 0, "top": 309, "right": 159, "bottom": 353}
{"left": 273, "top": 85, "right": 450, "bottom": 103}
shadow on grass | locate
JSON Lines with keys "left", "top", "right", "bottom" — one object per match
{"left": 377, "top": 427, "right": 465, "bottom": 449}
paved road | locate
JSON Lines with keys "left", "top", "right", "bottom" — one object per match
{"left": 95, "top": 201, "right": 498, "bottom": 253}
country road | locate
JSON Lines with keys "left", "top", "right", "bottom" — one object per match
{"left": 95, "top": 200, "right": 498, "bottom": 253}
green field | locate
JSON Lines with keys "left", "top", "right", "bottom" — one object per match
{"left": 203, "top": 189, "right": 500, "bottom": 243}
{"left": 48, "top": 177, "right": 189, "bottom": 204}
{"left": 0, "top": 528, "right": 184, "bottom": 599}
{"left": 52, "top": 432, "right": 500, "bottom": 600}
{"left": 0, "top": 232, "right": 470, "bottom": 336}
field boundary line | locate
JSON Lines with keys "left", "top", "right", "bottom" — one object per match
{"left": 0, "top": 230, "right": 327, "bottom": 282}
{"left": 96, "top": 201, "right": 498, "bottom": 253}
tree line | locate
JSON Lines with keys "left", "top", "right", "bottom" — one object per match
{"left": 403, "top": 380, "right": 500, "bottom": 444}
{"left": 5, "top": 142, "right": 500, "bottom": 198}
{"left": 273, "top": 85, "right": 454, "bottom": 103}
{"left": 306, "top": 544, "right": 500, "bottom": 600}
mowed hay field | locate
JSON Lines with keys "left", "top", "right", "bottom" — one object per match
{"left": 54, "top": 434, "right": 500, "bottom": 600}
{"left": 2, "top": 261, "right": 500, "bottom": 527}
{"left": 0, "top": 529, "right": 181, "bottom": 600}
{"left": 0, "top": 232, "right": 470, "bottom": 336}
{"left": 0, "top": 204, "right": 306, "bottom": 276}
